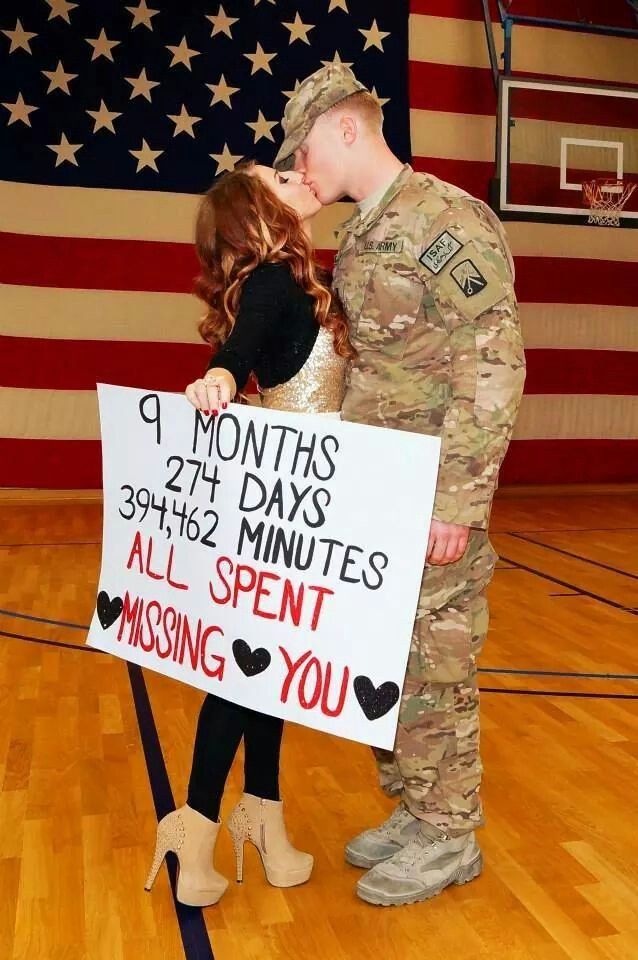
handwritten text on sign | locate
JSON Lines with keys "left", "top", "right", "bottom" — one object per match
{"left": 87, "top": 386, "right": 441, "bottom": 749}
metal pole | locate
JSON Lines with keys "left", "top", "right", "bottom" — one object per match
{"left": 481, "top": 0, "right": 500, "bottom": 91}
{"left": 503, "top": 17, "right": 513, "bottom": 76}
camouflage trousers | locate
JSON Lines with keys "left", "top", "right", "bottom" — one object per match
{"left": 373, "top": 530, "right": 497, "bottom": 838}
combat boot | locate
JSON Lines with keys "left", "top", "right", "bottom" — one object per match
{"left": 356, "top": 826, "right": 482, "bottom": 906}
{"left": 345, "top": 803, "right": 421, "bottom": 868}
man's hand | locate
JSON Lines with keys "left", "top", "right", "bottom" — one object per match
{"left": 427, "top": 520, "right": 470, "bottom": 566}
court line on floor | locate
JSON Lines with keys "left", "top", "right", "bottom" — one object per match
{"left": 1, "top": 526, "right": 636, "bottom": 549}
{"left": 4, "top": 529, "right": 637, "bottom": 548}
{"left": 482, "top": 688, "right": 638, "bottom": 700}
{"left": 0, "top": 628, "right": 98, "bottom": 653}
{"left": 0, "top": 541, "right": 100, "bottom": 548}
{"left": 480, "top": 667, "right": 638, "bottom": 680}
{"left": 503, "top": 528, "right": 638, "bottom": 534}
{"left": 0, "top": 607, "right": 89, "bottom": 630}
{"left": 6, "top": 626, "right": 638, "bottom": 690}
{"left": 128, "top": 664, "right": 215, "bottom": 960}
{"left": 5, "top": 624, "right": 637, "bottom": 708}
{"left": 498, "top": 554, "right": 637, "bottom": 614}
{"left": 510, "top": 533, "right": 638, "bottom": 581}
{"left": 4, "top": 607, "right": 638, "bottom": 683}
{"left": 10, "top": 623, "right": 630, "bottom": 683}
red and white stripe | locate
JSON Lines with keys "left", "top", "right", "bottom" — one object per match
{"left": 1, "top": 0, "right": 636, "bottom": 488}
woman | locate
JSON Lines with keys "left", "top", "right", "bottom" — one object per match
{"left": 144, "top": 162, "right": 354, "bottom": 907}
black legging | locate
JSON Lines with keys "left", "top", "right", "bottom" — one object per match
{"left": 187, "top": 693, "right": 284, "bottom": 823}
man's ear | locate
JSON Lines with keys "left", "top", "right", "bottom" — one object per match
{"left": 339, "top": 115, "right": 357, "bottom": 146}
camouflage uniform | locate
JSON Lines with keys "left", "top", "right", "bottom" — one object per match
{"left": 276, "top": 69, "right": 526, "bottom": 841}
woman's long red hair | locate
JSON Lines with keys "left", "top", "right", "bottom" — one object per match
{"left": 193, "top": 161, "right": 355, "bottom": 361}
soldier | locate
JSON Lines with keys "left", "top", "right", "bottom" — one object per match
{"left": 274, "top": 64, "right": 526, "bottom": 907}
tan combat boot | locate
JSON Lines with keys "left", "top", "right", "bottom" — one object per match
{"left": 356, "top": 827, "right": 482, "bottom": 906}
{"left": 345, "top": 802, "right": 421, "bottom": 868}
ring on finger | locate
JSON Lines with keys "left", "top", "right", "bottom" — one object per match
{"left": 209, "top": 383, "right": 222, "bottom": 414}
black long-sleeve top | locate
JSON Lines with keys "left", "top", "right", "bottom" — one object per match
{"left": 206, "top": 262, "right": 320, "bottom": 391}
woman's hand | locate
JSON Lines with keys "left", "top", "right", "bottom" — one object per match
{"left": 185, "top": 368, "right": 237, "bottom": 415}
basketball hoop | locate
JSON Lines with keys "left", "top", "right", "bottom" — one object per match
{"left": 582, "top": 178, "right": 636, "bottom": 227}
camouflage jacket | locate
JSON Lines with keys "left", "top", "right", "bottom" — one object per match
{"left": 333, "top": 164, "right": 526, "bottom": 529}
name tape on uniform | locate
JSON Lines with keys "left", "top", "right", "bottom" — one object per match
{"left": 419, "top": 231, "right": 463, "bottom": 275}
{"left": 363, "top": 239, "right": 405, "bottom": 254}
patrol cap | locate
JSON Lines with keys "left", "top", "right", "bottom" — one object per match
{"left": 274, "top": 63, "right": 368, "bottom": 171}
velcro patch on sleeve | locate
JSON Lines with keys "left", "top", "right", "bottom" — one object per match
{"left": 450, "top": 259, "right": 487, "bottom": 298}
{"left": 433, "top": 241, "right": 512, "bottom": 322}
{"left": 419, "top": 230, "right": 463, "bottom": 274}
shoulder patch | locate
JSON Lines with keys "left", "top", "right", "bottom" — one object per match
{"left": 450, "top": 259, "right": 487, "bottom": 298}
{"left": 419, "top": 230, "right": 463, "bottom": 274}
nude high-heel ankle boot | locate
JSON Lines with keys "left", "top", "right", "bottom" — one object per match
{"left": 144, "top": 804, "right": 229, "bottom": 907}
{"left": 227, "top": 793, "right": 313, "bottom": 887}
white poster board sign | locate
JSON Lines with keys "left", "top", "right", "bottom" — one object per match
{"left": 87, "top": 385, "right": 441, "bottom": 749}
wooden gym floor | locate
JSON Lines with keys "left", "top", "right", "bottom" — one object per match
{"left": 1, "top": 492, "right": 637, "bottom": 960}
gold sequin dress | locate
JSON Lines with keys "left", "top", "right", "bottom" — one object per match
{"left": 259, "top": 326, "right": 347, "bottom": 419}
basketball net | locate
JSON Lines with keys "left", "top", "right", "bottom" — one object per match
{"left": 582, "top": 178, "right": 637, "bottom": 227}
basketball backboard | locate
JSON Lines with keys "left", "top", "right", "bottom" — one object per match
{"left": 495, "top": 77, "right": 638, "bottom": 226}
{"left": 498, "top": 0, "right": 638, "bottom": 35}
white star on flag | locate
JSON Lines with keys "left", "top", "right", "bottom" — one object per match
{"left": 283, "top": 13, "right": 315, "bottom": 45}
{"left": 359, "top": 19, "right": 390, "bottom": 52}
{"left": 207, "top": 6, "right": 238, "bottom": 39}
{"left": 130, "top": 139, "right": 164, "bottom": 173}
{"left": 321, "top": 50, "right": 353, "bottom": 69}
{"left": 2, "top": 19, "right": 38, "bottom": 55}
{"left": 2, "top": 93, "right": 38, "bottom": 127}
{"left": 246, "top": 111, "right": 278, "bottom": 144}
{"left": 86, "top": 100, "right": 122, "bottom": 134}
{"left": 86, "top": 29, "right": 120, "bottom": 62}
{"left": 126, "top": 1, "right": 159, "bottom": 30}
{"left": 370, "top": 86, "right": 390, "bottom": 108}
{"left": 283, "top": 79, "right": 302, "bottom": 100}
{"left": 244, "top": 42, "right": 277, "bottom": 75}
{"left": 47, "top": 133, "right": 83, "bottom": 167}
{"left": 125, "top": 69, "right": 160, "bottom": 102}
{"left": 166, "top": 37, "right": 200, "bottom": 70}
{"left": 210, "top": 144, "right": 243, "bottom": 173}
{"left": 42, "top": 61, "right": 78, "bottom": 95}
{"left": 46, "top": 0, "right": 78, "bottom": 24}
{"left": 168, "top": 105, "right": 202, "bottom": 138}
{"left": 206, "top": 75, "right": 239, "bottom": 109}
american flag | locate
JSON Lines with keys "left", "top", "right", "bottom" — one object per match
{"left": 0, "top": 0, "right": 410, "bottom": 191}
{"left": 1, "top": 0, "right": 636, "bottom": 488}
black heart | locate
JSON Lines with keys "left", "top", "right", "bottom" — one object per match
{"left": 97, "top": 591, "right": 123, "bottom": 630}
{"left": 232, "top": 639, "right": 271, "bottom": 678}
{"left": 353, "top": 676, "right": 400, "bottom": 721}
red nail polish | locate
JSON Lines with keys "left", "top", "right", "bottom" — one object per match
{"left": 212, "top": 409, "right": 218, "bottom": 416}
{"left": 204, "top": 409, "right": 209, "bottom": 415}
{"left": 222, "top": 402, "right": 228, "bottom": 409}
